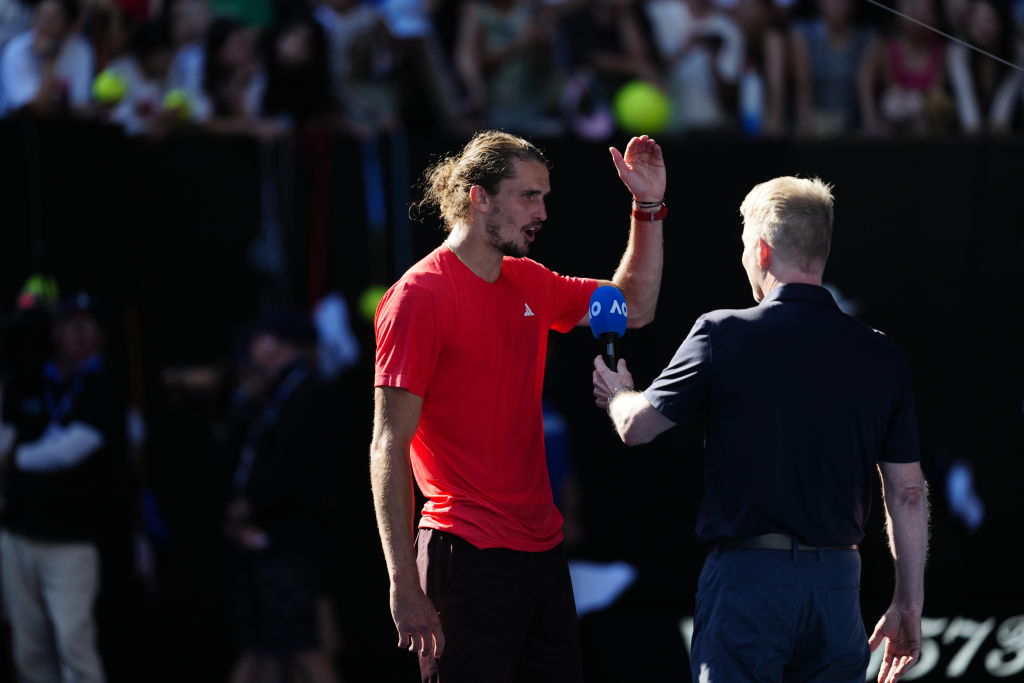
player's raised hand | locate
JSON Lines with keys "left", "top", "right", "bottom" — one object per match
{"left": 609, "top": 135, "right": 666, "bottom": 203}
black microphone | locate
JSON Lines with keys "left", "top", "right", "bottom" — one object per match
{"left": 588, "top": 286, "right": 628, "bottom": 370}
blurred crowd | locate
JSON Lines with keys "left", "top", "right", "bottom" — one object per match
{"left": 0, "top": 278, "right": 373, "bottom": 682}
{"left": 1, "top": 0, "right": 1023, "bottom": 140}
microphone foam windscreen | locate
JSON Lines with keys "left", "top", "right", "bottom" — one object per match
{"left": 588, "top": 286, "right": 628, "bottom": 339}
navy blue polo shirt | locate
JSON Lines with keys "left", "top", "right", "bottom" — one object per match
{"left": 644, "top": 283, "right": 919, "bottom": 546}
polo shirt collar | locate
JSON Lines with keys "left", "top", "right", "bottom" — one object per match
{"left": 760, "top": 283, "right": 837, "bottom": 308}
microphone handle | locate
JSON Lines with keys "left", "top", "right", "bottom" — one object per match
{"left": 600, "top": 332, "right": 620, "bottom": 370}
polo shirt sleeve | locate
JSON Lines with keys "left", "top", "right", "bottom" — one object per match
{"left": 643, "top": 315, "right": 713, "bottom": 424}
{"left": 546, "top": 269, "right": 598, "bottom": 333}
{"left": 373, "top": 281, "right": 443, "bottom": 398}
{"left": 879, "top": 363, "right": 921, "bottom": 464}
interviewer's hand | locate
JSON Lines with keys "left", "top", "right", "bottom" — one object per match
{"left": 610, "top": 135, "right": 666, "bottom": 204}
{"left": 592, "top": 356, "right": 634, "bottom": 410}
{"left": 869, "top": 605, "right": 922, "bottom": 682}
{"left": 391, "top": 581, "right": 445, "bottom": 659}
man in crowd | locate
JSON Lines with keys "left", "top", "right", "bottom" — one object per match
{"left": 0, "top": 0, "right": 93, "bottom": 115}
{"left": 225, "top": 310, "right": 341, "bottom": 683}
{"left": 1, "top": 292, "right": 117, "bottom": 683}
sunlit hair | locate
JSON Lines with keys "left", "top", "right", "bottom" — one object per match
{"left": 740, "top": 176, "right": 834, "bottom": 272}
{"left": 414, "top": 130, "right": 549, "bottom": 232}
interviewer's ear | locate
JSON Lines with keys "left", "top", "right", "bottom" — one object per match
{"left": 758, "top": 238, "right": 772, "bottom": 269}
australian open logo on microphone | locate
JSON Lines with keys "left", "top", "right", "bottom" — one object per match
{"left": 589, "top": 298, "right": 627, "bottom": 319}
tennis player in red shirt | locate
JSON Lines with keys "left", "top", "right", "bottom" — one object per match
{"left": 370, "top": 130, "right": 666, "bottom": 682}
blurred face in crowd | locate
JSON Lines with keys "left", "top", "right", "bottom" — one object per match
{"left": 248, "top": 332, "right": 302, "bottom": 379}
{"left": 142, "top": 46, "right": 173, "bottom": 80}
{"left": 326, "top": 0, "right": 358, "bottom": 14}
{"left": 898, "top": 0, "right": 937, "bottom": 39}
{"left": 686, "top": 0, "right": 714, "bottom": 16}
{"left": 277, "top": 23, "right": 313, "bottom": 67}
{"left": 819, "top": 0, "right": 853, "bottom": 28}
{"left": 967, "top": 0, "right": 1001, "bottom": 50}
{"left": 249, "top": 332, "right": 281, "bottom": 373}
{"left": 171, "top": 0, "right": 210, "bottom": 46}
{"left": 735, "top": 0, "right": 772, "bottom": 35}
{"left": 55, "top": 312, "right": 104, "bottom": 368}
{"left": 32, "top": 0, "right": 70, "bottom": 56}
{"left": 218, "top": 25, "right": 260, "bottom": 73}
{"left": 941, "top": 0, "right": 971, "bottom": 32}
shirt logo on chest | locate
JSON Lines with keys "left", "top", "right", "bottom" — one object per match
{"left": 523, "top": 303, "right": 535, "bottom": 317}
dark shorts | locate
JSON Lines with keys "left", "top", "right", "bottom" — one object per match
{"left": 415, "top": 528, "right": 583, "bottom": 683}
{"left": 690, "top": 547, "right": 870, "bottom": 683}
{"left": 233, "top": 548, "right": 321, "bottom": 654}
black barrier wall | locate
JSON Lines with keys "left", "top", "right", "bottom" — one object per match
{"left": 1, "top": 120, "right": 1022, "bottom": 682}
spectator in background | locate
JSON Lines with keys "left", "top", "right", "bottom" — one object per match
{"left": 261, "top": 12, "right": 338, "bottom": 129}
{"left": 0, "top": 293, "right": 120, "bottom": 683}
{"left": 940, "top": 0, "right": 972, "bottom": 37}
{"left": 643, "top": 0, "right": 744, "bottom": 135}
{"left": 455, "top": 0, "right": 565, "bottom": 136}
{"left": 223, "top": 310, "right": 342, "bottom": 683}
{"left": 165, "top": 0, "right": 209, "bottom": 105}
{"left": 313, "top": 0, "right": 400, "bottom": 136}
{"left": 374, "top": 0, "right": 474, "bottom": 135}
{"left": 79, "top": 0, "right": 129, "bottom": 70}
{"left": 200, "top": 16, "right": 281, "bottom": 136}
{"left": 0, "top": 0, "right": 32, "bottom": 52}
{"left": 734, "top": 0, "right": 787, "bottom": 136}
{"left": 557, "top": 0, "right": 657, "bottom": 140}
{"left": 560, "top": 0, "right": 659, "bottom": 93}
{"left": 103, "top": 19, "right": 190, "bottom": 135}
{"left": 790, "top": 0, "right": 874, "bottom": 136}
{"left": 860, "top": 0, "right": 953, "bottom": 135}
{"left": 948, "top": 0, "right": 1022, "bottom": 134}
{"left": 0, "top": 0, "right": 95, "bottom": 116}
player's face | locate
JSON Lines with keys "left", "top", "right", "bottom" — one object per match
{"left": 485, "top": 159, "right": 550, "bottom": 258}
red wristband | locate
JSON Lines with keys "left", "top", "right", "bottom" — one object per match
{"left": 631, "top": 202, "right": 668, "bottom": 222}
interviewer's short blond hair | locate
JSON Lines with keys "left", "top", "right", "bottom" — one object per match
{"left": 740, "top": 176, "right": 834, "bottom": 272}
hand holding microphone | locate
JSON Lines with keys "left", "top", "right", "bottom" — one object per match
{"left": 589, "top": 286, "right": 634, "bottom": 410}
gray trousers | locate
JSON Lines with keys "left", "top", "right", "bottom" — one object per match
{"left": 0, "top": 530, "right": 106, "bottom": 683}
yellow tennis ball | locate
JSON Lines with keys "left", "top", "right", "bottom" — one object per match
{"left": 162, "top": 88, "right": 192, "bottom": 120}
{"left": 92, "top": 69, "right": 128, "bottom": 104}
{"left": 612, "top": 80, "right": 671, "bottom": 135}
{"left": 359, "top": 285, "right": 389, "bottom": 323}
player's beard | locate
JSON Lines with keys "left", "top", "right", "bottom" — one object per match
{"left": 485, "top": 210, "right": 528, "bottom": 258}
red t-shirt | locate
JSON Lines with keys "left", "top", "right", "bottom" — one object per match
{"left": 374, "top": 246, "right": 598, "bottom": 551}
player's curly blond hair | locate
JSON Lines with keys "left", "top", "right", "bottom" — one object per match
{"left": 415, "top": 131, "right": 549, "bottom": 232}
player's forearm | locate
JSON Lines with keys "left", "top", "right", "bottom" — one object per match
{"left": 884, "top": 479, "right": 929, "bottom": 608}
{"left": 612, "top": 218, "right": 663, "bottom": 328}
{"left": 370, "top": 440, "right": 419, "bottom": 589}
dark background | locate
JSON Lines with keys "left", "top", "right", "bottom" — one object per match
{"left": 0, "top": 118, "right": 1021, "bottom": 681}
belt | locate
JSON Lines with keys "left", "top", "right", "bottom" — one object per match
{"left": 713, "top": 533, "right": 858, "bottom": 552}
